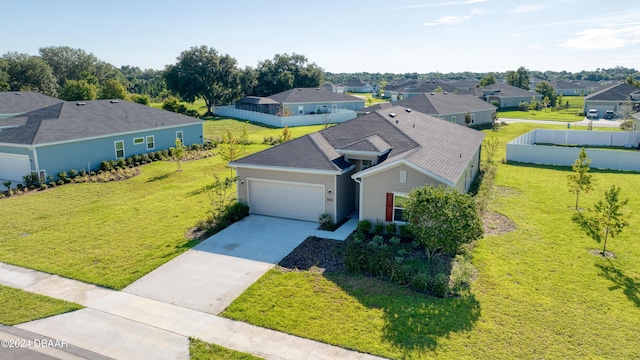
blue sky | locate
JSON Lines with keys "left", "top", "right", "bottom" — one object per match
{"left": 2, "top": 0, "right": 639, "bottom": 74}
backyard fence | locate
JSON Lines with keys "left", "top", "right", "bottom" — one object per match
{"left": 507, "top": 129, "right": 640, "bottom": 172}
{"left": 212, "top": 106, "right": 357, "bottom": 127}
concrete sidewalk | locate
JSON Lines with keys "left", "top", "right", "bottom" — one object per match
{"left": 0, "top": 216, "right": 383, "bottom": 360}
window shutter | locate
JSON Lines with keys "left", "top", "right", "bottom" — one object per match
{"left": 385, "top": 193, "right": 394, "bottom": 222}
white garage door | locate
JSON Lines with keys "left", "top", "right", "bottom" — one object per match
{"left": 248, "top": 179, "right": 325, "bottom": 222}
{"left": 0, "top": 153, "right": 31, "bottom": 182}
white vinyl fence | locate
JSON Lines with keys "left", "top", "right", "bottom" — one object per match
{"left": 507, "top": 129, "right": 640, "bottom": 171}
{"left": 213, "top": 106, "right": 357, "bottom": 127}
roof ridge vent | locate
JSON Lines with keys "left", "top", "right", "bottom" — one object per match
{"left": 76, "top": 102, "right": 86, "bottom": 106}
{"left": 430, "top": 92, "right": 435, "bottom": 95}
{"left": 443, "top": 92, "right": 448, "bottom": 95}
{"left": 389, "top": 112, "right": 397, "bottom": 118}
{"left": 110, "top": 100, "right": 119, "bottom": 103}
{"left": 405, "top": 108, "right": 412, "bottom": 112}
{"left": 15, "top": 92, "right": 22, "bottom": 95}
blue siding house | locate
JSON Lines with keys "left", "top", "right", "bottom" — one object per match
{"left": 0, "top": 92, "right": 203, "bottom": 182}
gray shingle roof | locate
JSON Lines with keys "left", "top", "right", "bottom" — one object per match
{"left": 386, "top": 80, "right": 456, "bottom": 93}
{"left": 585, "top": 83, "right": 640, "bottom": 101}
{"left": 344, "top": 79, "right": 369, "bottom": 87}
{"left": 267, "top": 88, "right": 364, "bottom": 103}
{"left": 0, "top": 99, "right": 202, "bottom": 145}
{"left": 0, "top": 91, "right": 63, "bottom": 116}
{"left": 479, "top": 83, "right": 541, "bottom": 97}
{"left": 237, "top": 96, "right": 280, "bottom": 105}
{"left": 232, "top": 105, "right": 485, "bottom": 184}
{"left": 339, "top": 135, "right": 391, "bottom": 153}
{"left": 361, "top": 92, "right": 495, "bottom": 115}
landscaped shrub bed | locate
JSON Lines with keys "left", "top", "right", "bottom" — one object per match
{"left": 344, "top": 220, "right": 475, "bottom": 298}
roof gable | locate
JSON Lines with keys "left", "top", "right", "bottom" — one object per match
{"left": 0, "top": 91, "right": 63, "bottom": 116}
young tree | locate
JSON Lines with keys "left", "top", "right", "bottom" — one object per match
{"left": 219, "top": 130, "right": 242, "bottom": 175}
{"left": 590, "top": 185, "right": 629, "bottom": 255}
{"left": 280, "top": 126, "right": 292, "bottom": 143}
{"left": 208, "top": 175, "right": 236, "bottom": 220}
{"left": 491, "top": 111, "right": 500, "bottom": 131}
{"left": 567, "top": 148, "right": 593, "bottom": 210}
{"left": 464, "top": 111, "right": 472, "bottom": 127}
{"left": 483, "top": 137, "right": 500, "bottom": 164}
{"left": 239, "top": 125, "right": 249, "bottom": 152}
{"left": 164, "top": 46, "right": 243, "bottom": 116}
{"left": 173, "top": 138, "right": 185, "bottom": 172}
{"left": 404, "top": 185, "right": 483, "bottom": 256}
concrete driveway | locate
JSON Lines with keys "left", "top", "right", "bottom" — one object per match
{"left": 124, "top": 215, "right": 318, "bottom": 314}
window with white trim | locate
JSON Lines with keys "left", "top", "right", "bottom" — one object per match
{"left": 176, "top": 131, "right": 183, "bottom": 144}
{"left": 393, "top": 194, "right": 408, "bottom": 222}
{"left": 133, "top": 137, "right": 144, "bottom": 145}
{"left": 451, "top": 116, "right": 456, "bottom": 123}
{"left": 362, "top": 159, "right": 372, "bottom": 169}
{"left": 399, "top": 170, "right": 407, "bottom": 184}
{"left": 146, "top": 135, "right": 155, "bottom": 150}
{"left": 115, "top": 140, "right": 125, "bottom": 159}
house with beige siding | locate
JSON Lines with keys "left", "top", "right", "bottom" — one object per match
{"left": 230, "top": 105, "right": 485, "bottom": 224}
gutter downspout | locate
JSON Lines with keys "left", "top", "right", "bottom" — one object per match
{"left": 353, "top": 177, "right": 363, "bottom": 221}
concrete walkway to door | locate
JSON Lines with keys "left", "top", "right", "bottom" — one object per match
{"left": 1, "top": 215, "right": 380, "bottom": 360}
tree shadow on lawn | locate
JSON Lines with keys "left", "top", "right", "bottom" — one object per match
{"left": 146, "top": 172, "right": 173, "bottom": 183}
{"left": 596, "top": 260, "right": 640, "bottom": 309}
{"left": 280, "top": 237, "right": 481, "bottom": 352}
{"left": 324, "top": 272, "right": 481, "bottom": 352}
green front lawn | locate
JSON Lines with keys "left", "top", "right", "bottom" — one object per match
{"left": 0, "top": 285, "right": 83, "bottom": 325}
{"left": 190, "top": 337, "right": 263, "bottom": 360}
{"left": 0, "top": 118, "right": 323, "bottom": 290}
{"left": 222, "top": 123, "right": 640, "bottom": 359}
{"left": 498, "top": 96, "right": 585, "bottom": 122}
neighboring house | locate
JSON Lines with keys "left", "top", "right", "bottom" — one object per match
{"left": 236, "top": 88, "right": 365, "bottom": 115}
{"left": 0, "top": 92, "right": 63, "bottom": 119}
{"left": 344, "top": 79, "right": 374, "bottom": 93}
{"left": 230, "top": 105, "right": 485, "bottom": 224}
{"left": 583, "top": 83, "right": 640, "bottom": 116}
{"left": 0, "top": 92, "right": 203, "bottom": 182}
{"left": 529, "top": 76, "right": 546, "bottom": 89}
{"left": 571, "top": 80, "right": 601, "bottom": 94}
{"left": 235, "top": 96, "right": 281, "bottom": 115}
{"left": 450, "top": 79, "right": 479, "bottom": 91}
{"left": 359, "top": 92, "right": 496, "bottom": 126}
{"left": 322, "top": 82, "right": 345, "bottom": 93}
{"left": 384, "top": 80, "right": 457, "bottom": 101}
{"left": 477, "top": 84, "right": 542, "bottom": 108}
{"left": 553, "top": 80, "right": 589, "bottom": 96}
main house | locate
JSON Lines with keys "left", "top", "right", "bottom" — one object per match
{"left": 0, "top": 92, "right": 203, "bottom": 182}
{"left": 344, "top": 79, "right": 374, "bottom": 93}
{"left": 359, "top": 92, "right": 497, "bottom": 126}
{"left": 230, "top": 105, "right": 485, "bottom": 224}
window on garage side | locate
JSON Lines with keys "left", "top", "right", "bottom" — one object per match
{"left": 176, "top": 131, "right": 183, "bottom": 144}
{"left": 146, "top": 135, "right": 155, "bottom": 150}
{"left": 385, "top": 193, "right": 408, "bottom": 223}
{"left": 115, "top": 140, "right": 125, "bottom": 159}
{"left": 133, "top": 137, "right": 144, "bottom": 145}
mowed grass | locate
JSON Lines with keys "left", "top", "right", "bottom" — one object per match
{"left": 189, "top": 337, "right": 263, "bottom": 360}
{"left": 499, "top": 96, "right": 585, "bottom": 122}
{"left": 222, "top": 122, "right": 640, "bottom": 359}
{"left": 0, "top": 118, "right": 323, "bottom": 290}
{"left": 0, "top": 285, "right": 83, "bottom": 325}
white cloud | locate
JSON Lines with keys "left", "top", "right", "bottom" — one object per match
{"left": 529, "top": 44, "right": 547, "bottom": 50}
{"left": 425, "top": 15, "right": 471, "bottom": 26}
{"left": 391, "top": 0, "right": 487, "bottom": 10}
{"left": 561, "top": 25, "right": 640, "bottom": 50}
{"left": 511, "top": 5, "right": 545, "bottom": 13}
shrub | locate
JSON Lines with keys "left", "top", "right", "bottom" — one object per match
{"left": 68, "top": 169, "right": 79, "bottom": 178}
{"left": 140, "top": 153, "right": 151, "bottom": 163}
{"left": 373, "top": 220, "right": 385, "bottom": 235}
{"left": 185, "top": 109, "right": 199, "bottom": 118}
{"left": 318, "top": 213, "right": 336, "bottom": 231}
{"left": 57, "top": 171, "right": 67, "bottom": 181}
{"left": 385, "top": 222, "right": 397, "bottom": 236}
{"left": 427, "top": 273, "right": 449, "bottom": 298}
{"left": 357, "top": 220, "right": 372, "bottom": 234}
{"left": 518, "top": 101, "right": 529, "bottom": 111}
{"left": 39, "top": 183, "right": 48, "bottom": 191}
{"left": 190, "top": 143, "right": 203, "bottom": 151}
{"left": 79, "top": 169, "right": 87, "bottom": 177}
{"left": 23, "top": 174, "right": 40, "bottom": 189}
{"left": 449, "top": 254, "right": 477, "bottom": 293}
{"left": 101, "top": 160, "right": 114, "bottom": 172}
{"left": 160, "top": 149, "right": 170, "bottom": 159}
{"left": 399, "top": 224, "right": 413, "bottom": 239}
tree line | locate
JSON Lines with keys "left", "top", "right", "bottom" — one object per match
{"left": 0, "top": 46, "right": 324, "bottom": 111}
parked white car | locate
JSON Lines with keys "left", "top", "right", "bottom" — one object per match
{"left": 586, "top": 109, "right": 599, "bottom": 119}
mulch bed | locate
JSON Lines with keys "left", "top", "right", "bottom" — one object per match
{"left": 278, "top": 236, "right": 345, "bottom": 273}
{"left": 482, "top": 211, "right": 517, "bottom": 237}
